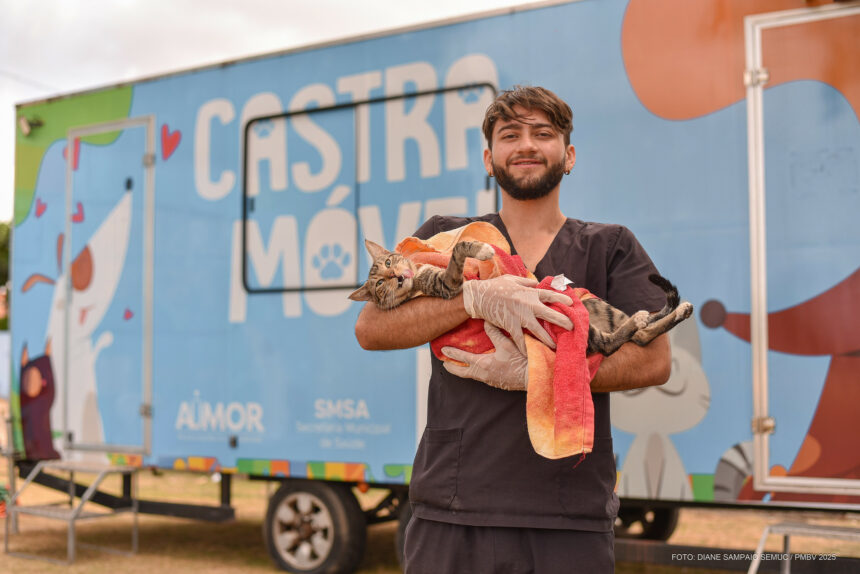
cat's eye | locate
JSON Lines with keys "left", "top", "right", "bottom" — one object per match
{"left": 376, "top": 279, "right": 384, "bottom": 286}
{"left": 385, "top": 258, "right": 391, "bottom": 268}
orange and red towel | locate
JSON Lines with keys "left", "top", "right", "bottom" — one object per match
{"left": 396, "top": 222, "right": 603, "bottom": 460}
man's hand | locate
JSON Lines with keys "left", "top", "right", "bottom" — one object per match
{"left": 462, "top": 275, "right": 573, "bottom": 354}
{"left": 441, "top": 322, "right": 529, "bottom": 391}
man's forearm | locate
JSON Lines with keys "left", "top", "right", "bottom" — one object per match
{"left": 355, "top": 294, "right": 470, "bottom": 350}
{"left": 590, "top": 334, "right": 671, "bottom": 392}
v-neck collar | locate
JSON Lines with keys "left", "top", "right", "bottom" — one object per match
{"left": 490, "top": 213, "right": 569, "bottom": 275}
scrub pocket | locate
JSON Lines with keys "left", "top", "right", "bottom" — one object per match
{"left": 409, "top": 427, "right": 462, "bottom": 509}
{"left": 558, "top": 437, "right": 619, "bottom": 520}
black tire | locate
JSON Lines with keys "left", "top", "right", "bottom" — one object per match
{"left": 614, "top": 506, "right": 679, "bottom": 541}
{"left": 263, "top": 480, "right": 366, "bottom": 574}
{"left": 394, "top": 499, "right": 412, "bottom": 569}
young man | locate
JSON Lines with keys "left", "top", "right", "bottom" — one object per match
{"left": 354, "top": 86, "right": 671, "bottom": 573}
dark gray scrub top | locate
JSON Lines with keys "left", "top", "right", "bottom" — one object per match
{"left": 408, "top": 213, "right": 666, "bottom": 531}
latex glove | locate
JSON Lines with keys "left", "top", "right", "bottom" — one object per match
{"left": 462, "top": 275, "right": 573, "bottom": 355}
{"left": 442, "top": 322, "right": 529, "bottom": 391}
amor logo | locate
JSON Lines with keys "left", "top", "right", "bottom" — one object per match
{"left": 176, "top": 390, "right": 265, "bottom": 433}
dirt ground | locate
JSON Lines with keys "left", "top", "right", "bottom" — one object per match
{"left": 1, "top": 464, "right": 858, "bottom": 574}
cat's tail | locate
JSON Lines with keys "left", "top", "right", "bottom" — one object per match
{"left": 648, "top": 274, "right": 681, "bottom": 319}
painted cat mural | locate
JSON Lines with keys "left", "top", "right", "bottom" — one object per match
{"left": 22, "top": 189, "right": 132, "bottom": 449}
{"left": 612, "top": 317, "right": 711, "bottom": 500}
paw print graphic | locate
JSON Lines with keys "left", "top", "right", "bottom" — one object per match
{"left": 458, "top": 86, "right": 485, "bottom": 104}
{"left": 253, "top": 119, "right": 275, "bottom": 138}
{"left": 312, "top": 244, "right": 352, "bottom": 280}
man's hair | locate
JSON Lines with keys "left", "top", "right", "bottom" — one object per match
{"left": 482, "top": 86, "right": 573, "bottom": 148}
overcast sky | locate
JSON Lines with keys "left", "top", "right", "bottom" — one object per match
{"left": 0, "top": 0, "right": 547, "bottom": 222}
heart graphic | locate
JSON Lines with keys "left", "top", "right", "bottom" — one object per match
{"left": 124, "top": 308, "right": 134, "bottom": 320}
{"left": 71, "top": 202, "right": 84, "bottom": 223}
{"left": 62, "top": 138, "right": 81, "bottom": 170}
{"left": 35, "top": 198, "right": 47, "bottom": 217}
{"left": 161, "top": 124, "right": 181, "bottom": 160}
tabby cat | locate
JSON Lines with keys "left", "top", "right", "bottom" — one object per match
{"left": 347, "top": 239, "right": 495, "bottom": 310}
{"left": 348, "top": 239, "right": 693, "bottom": 357}
{"left": 584, "top": 274, "right": 693, "bottom": 356}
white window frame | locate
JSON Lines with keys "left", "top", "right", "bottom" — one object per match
{"left": 745, "top": 1, "right": 860, "bottom": 496}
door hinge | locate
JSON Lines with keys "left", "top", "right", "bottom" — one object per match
{"left": 744, "top": 68, "right": 770, "bottom": 88}
{"left": 752, "top": 416, "right": 775, "bottom": 434}
{"left": 140, "top": 404, "right": 153, "bottom": 418}
{"left": 143, "top": 153, "right": 156, "bottom": 167}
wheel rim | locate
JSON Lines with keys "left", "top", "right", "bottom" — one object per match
{"left": 272, "top": 491, "right": 335, "bottom": 570}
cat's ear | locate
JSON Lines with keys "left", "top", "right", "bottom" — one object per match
{"left": 364, "top": 239, "right": 389, "bottom": 260}
{"left": 348, "top": 283, "right": 373, "bottom": 302}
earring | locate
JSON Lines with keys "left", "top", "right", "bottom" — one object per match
{"left": 564, "top": 169, "right": 571, "bottom": 175}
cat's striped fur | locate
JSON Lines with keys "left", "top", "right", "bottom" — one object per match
{"left": 348, "top": 239, "right": 495, "bottom": 310}
{"left": 584, "top": 274, "right": 693, "bottom": 356}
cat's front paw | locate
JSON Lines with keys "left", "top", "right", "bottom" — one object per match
{"left": 474, "top": 243, "right": 495, "bottom": 261}
{"left": 676, "top": 302, "right": 694, "bottom": 320}
{"left": 632, "top": 310, "right": 650, "bottom": 329}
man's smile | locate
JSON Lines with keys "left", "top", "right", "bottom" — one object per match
{"left": 509, "top": 157, "right": 546, "bottom": 168}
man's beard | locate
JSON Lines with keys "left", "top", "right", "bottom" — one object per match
{"left": 492, "top": 155, "right": 566, "bottom": 201}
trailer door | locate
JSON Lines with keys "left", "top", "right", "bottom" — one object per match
{"left": 745, "top": 3, "right": 860, "bottom": 497}
{"left": 60, "top": 116, "right": 155, "bottom": 455}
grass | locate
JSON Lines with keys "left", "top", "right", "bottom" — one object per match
{"left": 1, "top": 461, "right": 858, "bottom": 574}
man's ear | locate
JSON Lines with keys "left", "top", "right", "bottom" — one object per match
{"left": 348, "top": 283, "right": 373, "bottom": 302}
{"left": 483, "top": 147, "right": 494, "bottom": 176}
{"left": 565, "top": 144, "right": 576, "bottom": 173}
{"left": 364, "top": 239, "right": 389, "bottom": 260}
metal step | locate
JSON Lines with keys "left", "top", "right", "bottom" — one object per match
{"left": 38, "top": 460, "right": 139, "bottom": 475}
{"left": 4, "top": 459, "right": 139, "bottom": 564}
{"left": 10, "top": 503, "right": 134, "bottom": 521}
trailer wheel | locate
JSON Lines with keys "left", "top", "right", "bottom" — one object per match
{"left": 394, "top": 499, "right": 412, "bottom": 568}
{"left": 263, "top": 480, "right": 366, "bottom": 574}
{"left": 615, "top": 506, "right": 679, "bottom": 541}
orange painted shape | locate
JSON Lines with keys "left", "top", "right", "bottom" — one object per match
{"left": 188, "top": 456, "right": 216, "bottom": 472}
{"left": 270, "top": 460, "right": 290, "bottom": 476}
{"left": 789, "top": 356, "right": 860, "bottom": 478}
{"left": 763, "top": 16, "right": 859, "bottom": 122}
{"left": 344, "top": 463, "right": 367, "bottom": 482}
{"left": 712, "top": 268, "right": 860, "bottom": 355}
{"left": 622, "top": 0, "right": 858, "bottom": 120}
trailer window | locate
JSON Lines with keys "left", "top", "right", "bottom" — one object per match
{"left": 241, "top": 83, "right": 497, "bottom": 294}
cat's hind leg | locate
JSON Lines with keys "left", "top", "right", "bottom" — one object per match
{"left": 588, "top": 311, "right": 649, "bottom": 356}
{"left": 632, "top": 302, "right": 693, "bottom": 346}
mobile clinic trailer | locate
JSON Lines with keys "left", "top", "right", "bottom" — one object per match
{"left": 8, "top": 0, "right": 860, "bottom": 572}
